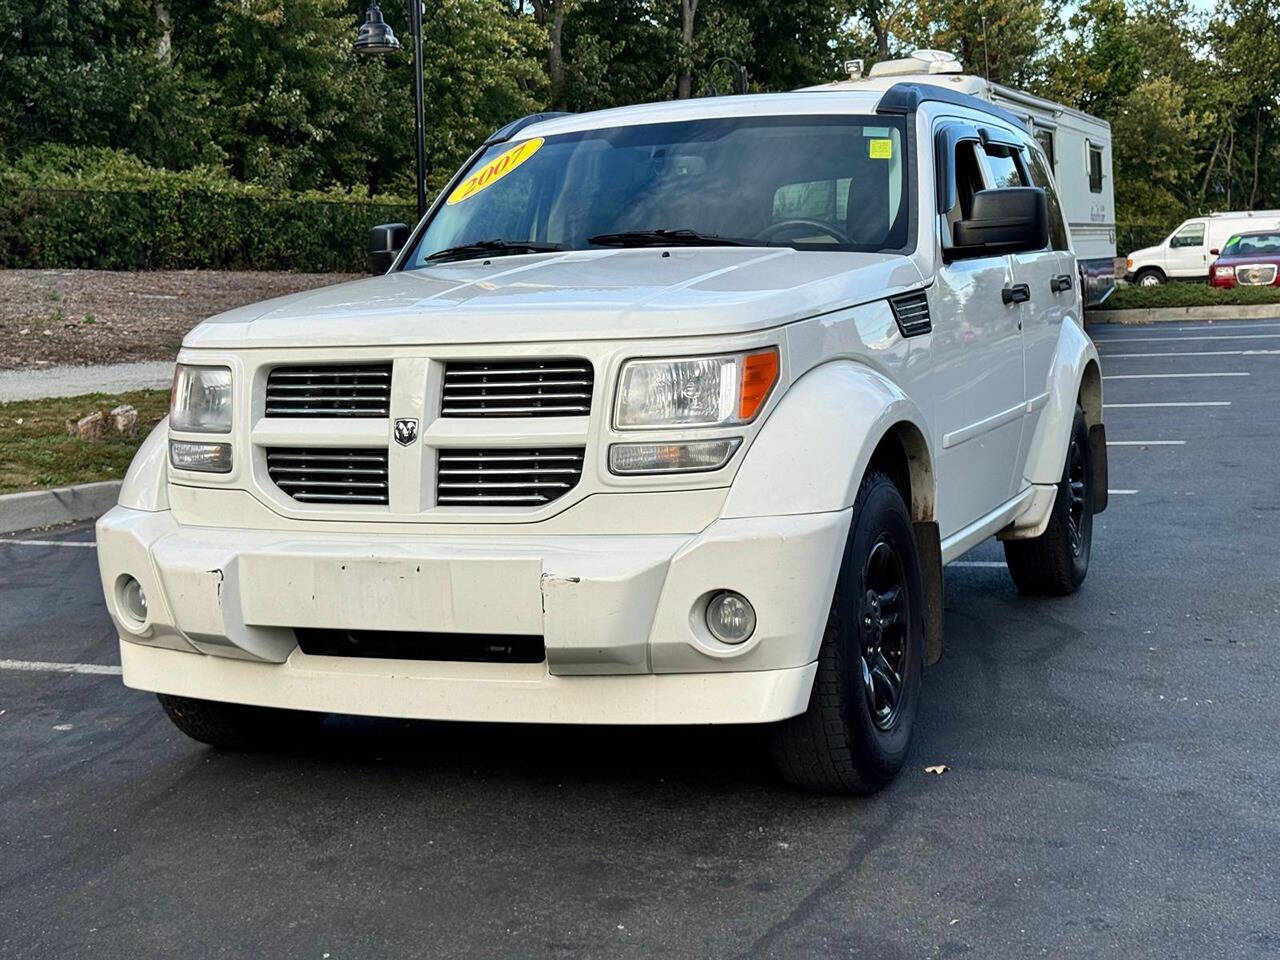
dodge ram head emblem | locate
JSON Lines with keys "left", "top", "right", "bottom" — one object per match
{"left": 394, "top": 418, "right": 419, "bottom": 446}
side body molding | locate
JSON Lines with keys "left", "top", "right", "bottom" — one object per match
{"left": 723, "top": 361, "right": 934, "bottom": 519}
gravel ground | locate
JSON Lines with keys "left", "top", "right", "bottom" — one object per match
{"left": 0, "top": 269, "right": 354, "bottom": 371}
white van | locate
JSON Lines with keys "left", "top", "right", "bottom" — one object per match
{"left": 808, "top": 50, "right": 1117, "bottom": 305}
{"left": 1125, "top": 210, "right": 1280, "bottom": 285}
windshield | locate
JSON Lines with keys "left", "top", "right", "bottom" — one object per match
{"left": 403, "top": 115, "right": 911, "bottom": 267}
{"left": 1221, "top": 232, "right": 1280, "bottom": 257}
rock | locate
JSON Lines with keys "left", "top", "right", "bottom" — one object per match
{"left": 67, "top": 411, "right": 105, "bottom": 441}
{"left": 110, "top": 404, "right": 138, "bottom": 436}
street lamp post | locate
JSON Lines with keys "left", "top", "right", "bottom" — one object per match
{"left": 355, "top": 1, "right": 428, "bottom": 221}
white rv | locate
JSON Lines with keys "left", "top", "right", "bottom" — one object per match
{"left": 807, "top": 50, "right": 1117, "bottom": 305}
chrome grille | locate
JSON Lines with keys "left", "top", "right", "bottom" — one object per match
{"left": 1236, "top": 264, "right": 1277, "bottom": 286}
{"left": 265, "top": 364, "right": 392, "bottom": 418}
{"left": 266, "top": 448, "right": 389, "bottom": 504}
{"left": 441, "top": 359, "right": 593, "bottom": 417}
{"left": 436, "top": 448, "right": 585, "bottom": 507}
{"left": 889, "top": 291, "right": 932, "bottom": 337}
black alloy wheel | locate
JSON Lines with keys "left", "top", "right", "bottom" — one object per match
{"left": 859, "top": 537, "right": 910, "bottom": 731}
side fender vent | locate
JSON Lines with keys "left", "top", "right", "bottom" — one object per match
{"left": 890, "top": 291, "right": 932, "bottom": 338}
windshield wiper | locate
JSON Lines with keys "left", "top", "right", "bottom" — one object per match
{"left": 423, "top": 239, "right": 566, "bottom": 264}
{"left": 587, "top": 228, "right": 754, "bottom": 248}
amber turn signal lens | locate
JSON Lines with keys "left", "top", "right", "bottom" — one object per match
{"left": 739, "top": 349, "right": 779, "bottom": 420}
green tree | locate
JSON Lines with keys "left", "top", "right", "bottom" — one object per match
{"left": 0, "top": 0, "right": 213, "bottom": 168}
{"left": 894, "top": 0, "right": 1058, "bottom": 86}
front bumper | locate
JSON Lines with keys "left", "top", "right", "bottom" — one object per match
{"left": 96, "top": 504, "right": 849, "bottom": 724}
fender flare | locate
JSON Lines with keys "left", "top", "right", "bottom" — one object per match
{"left": 1022, "top": 317, "right": 1105, "bottom": 502}
{"left": 118, "top": 418, "right": 170, "bottom": 512}
{"left": 723, "top": 360, "right": 943, "bottom": 663}
{"left": 723, "top": 360, "right": 935, "bottom": 520}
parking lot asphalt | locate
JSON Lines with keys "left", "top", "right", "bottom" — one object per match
{"left": 2, "top": 319, "right": 1278, "bottom": 959}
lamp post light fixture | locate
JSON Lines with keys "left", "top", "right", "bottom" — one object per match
{"left": 702, "top": 56, "right": 749, "bottom": 97}
{"left": 355, "top": 1, "right": 428, "bottom": 220}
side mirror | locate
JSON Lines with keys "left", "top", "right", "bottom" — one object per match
{"left": 948, "top": 187, "right": 1048, "bottom": 260}
{"left": 369, "top": 222, "right": 409, "bottom": 274}
{"left": 1210, "top": 248, "right": 1220, "bottom": 256}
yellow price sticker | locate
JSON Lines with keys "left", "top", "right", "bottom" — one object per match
{"left": 868, "top": 139, "right": 893, "bottom": 160}
{"left": 447, "top": 137, "right": 545, "bottom": 205}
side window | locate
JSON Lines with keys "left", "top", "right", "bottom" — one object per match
{"left": 1171, "top": 222, "right": 1206, "bottom": 248}
{"left": 981, "top": 144, "right": 1026, "bottom": 188}
{"left": 1034, "top": 127, "right": 1055, "bottom": 170}
{"left": 1087, "top": 142, "right": 1104, "bottom": 193}
{"left": 1024, "top": 146, "right": 1070, "bottom": 252}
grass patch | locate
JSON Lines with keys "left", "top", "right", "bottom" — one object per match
{"left": 0, "top": 390, "right": 168, "bottom": 494}
{"left": 1099, "top": 282, "right": 1280, "bottom": 310}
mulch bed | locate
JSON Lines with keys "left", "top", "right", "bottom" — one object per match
{"left": 0, "top": 269, "right": 355, "bottom": 370}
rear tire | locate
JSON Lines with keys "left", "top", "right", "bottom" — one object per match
{"left": 770, "top": 470, "right": 925, "bottom": 794}
{"left": 1003, "top": 405, "right": 1094, "bottom": 596}
{"left": 157, "top": 694, "right": 325, "bottom": 750}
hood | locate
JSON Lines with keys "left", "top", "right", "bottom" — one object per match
{"left": 183, "top": 248, "right": 925, "bottom": 350}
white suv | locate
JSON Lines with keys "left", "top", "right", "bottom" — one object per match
{"left": 97, "top": 83, "right": 1107, "bottom": 794}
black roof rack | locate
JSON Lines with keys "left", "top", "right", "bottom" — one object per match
{"left": 875, "top": 82, "right": 1025, "bottom": 129}
{"left": 484, "top": 112, "right": 572, "bottom": 145}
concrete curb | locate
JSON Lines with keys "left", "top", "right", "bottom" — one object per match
{"left": 0, "top": 480, "right": 120, "bottom": 535}
{"left": 1086, "top": 304, "right": 1280, "bottom": 325}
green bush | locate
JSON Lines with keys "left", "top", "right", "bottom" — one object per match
{"left": 1098, "top": 282, "right": 1280, "bottom": 310}
{"left": 0, "top": 146, "right": 416, "bottom": 273}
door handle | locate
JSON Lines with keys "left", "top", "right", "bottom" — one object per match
{"left": 1002, "top": 283, "right": 1030, "bottom": 305}
{"left": 1051, "top": 274, "right": 1073, "bottom": 293}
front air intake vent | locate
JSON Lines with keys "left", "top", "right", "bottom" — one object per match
{"left": 889, "top": 291, "right": 932, "bottom": 338}
{"left": 267, "top": 448, "right": 389, "bottom": 504}
{"left": 441, "top": 359, "right": 593, "bottom": 417}
{"left": 265, "top": 364, "right": 392, "bottom": 418}
{"left": 436, "top": 448, "right": 585, "bottom": 507}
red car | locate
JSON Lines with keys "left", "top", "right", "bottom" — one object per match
{"left": 1208, "top": 230, "right": 1280, "bottom": 288}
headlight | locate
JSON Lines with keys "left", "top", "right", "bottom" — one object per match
{"left": 614, "top": 348, "right": 778, "bottom": 428}
{"left": 1214, "top": 266, "right": 1235, "bottom": 279}
{"left": 170, "top": 364, "right": 233, "bottom": 433}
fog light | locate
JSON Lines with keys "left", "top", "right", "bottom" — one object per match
{"left": 705, "top": 591, "right": 755, "bottom": 644}
{"left": 608, "top": 437, "right": 741, "bottom": 475}
{"left": 120, "top": 576, "right": 148, "bottom": 623}
{"left": 169, "top": 439, "right": 232, "bottom": 473}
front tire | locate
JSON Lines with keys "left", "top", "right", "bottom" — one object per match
{"left": 157, "top": 694, "right": 325, "bottom": 750}
{"left": 1134, "top": 267, "right": 1165, "bottom": 287}
{"left": 770, "top": 470, "right": 925, "bottom": 794}
{"left": 1003, "top": 405, "right": 1094, "bottom": 595}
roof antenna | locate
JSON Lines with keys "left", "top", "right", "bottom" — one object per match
{"left": 980, "top": 15, "right": 992, "bottom": 81}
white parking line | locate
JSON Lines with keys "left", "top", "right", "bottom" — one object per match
{"left": 949, "top": 560, "right": 1006, "bottom": 568}
{"left": 1102, "top": 349, "right": 1280, "bottom": 359}
{"left": 0, "top": 659, "right": 121, "bottom": 676}
{"left": 1104, "top": 372, "right": 1249, "bottom": 380}
{"left": 1107, "top": 440, "right": 1186, "bottom": 446}
{"left": 0, "top": 539, "right": 97, "bottom": 549}
{"left": 1108, "top": 489, "right": 1139, "bottom": 495}
{"left": 1104, "top": 401, "right": 1230, "bottom": 408}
